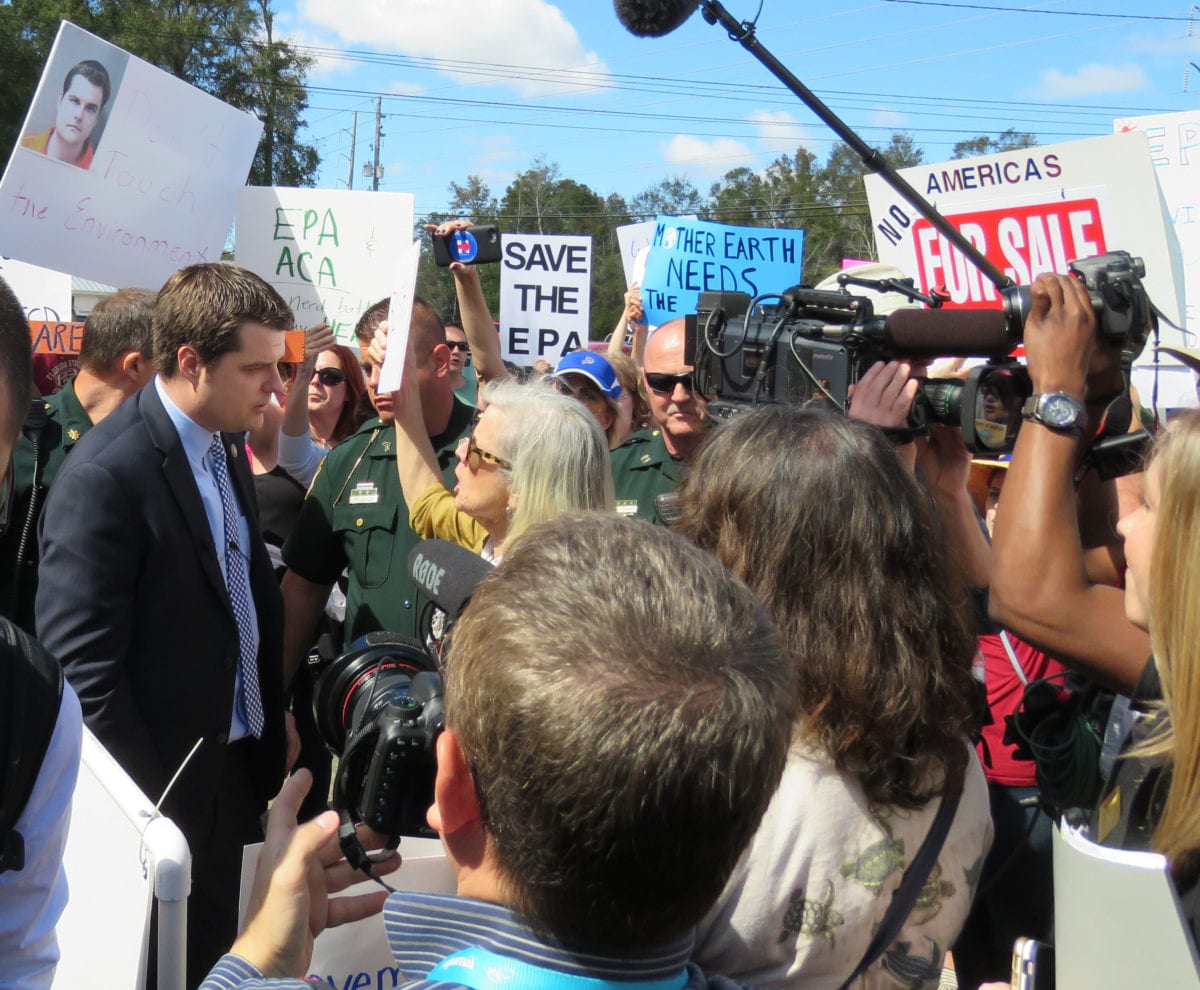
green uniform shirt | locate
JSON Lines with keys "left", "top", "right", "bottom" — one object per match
{"left": 609, "top": 427, "right": 685, "bottom": 525}
{"left": 0, "top": 382, "right": 94, "bottom": 633}
{"left": 282, "top": 398, "right": 475, "bottom": 645}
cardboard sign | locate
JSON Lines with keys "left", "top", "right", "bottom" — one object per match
{"left": 499, "top": 233, "right": 591, "bottom": 367}
{"left": 237, "top": 187, "right": 416, "bottom": 344}
{"left": 0, "top": 21, "right": 262, "bottom": 288}
{"left": 378, "top": 238, "right": 422, "bottom": 395}
{"left": 864, "top": 132, "right": 1184, "bottom": 326}
{"left": 640, "top": 215, "right": 804, "bottom": 326}
{"left": 29, "top": 319, "right": 86, "bottom": 354}
{"left": 0, "top": 257, "right": 72, "bottom": 321}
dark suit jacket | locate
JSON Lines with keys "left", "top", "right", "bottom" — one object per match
{"left": 35, "top": 383, "right": 286, "bottom": 835}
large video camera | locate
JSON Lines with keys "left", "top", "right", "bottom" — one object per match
{"left": 688, "top": 250, "right": 1154, "bottom": 455}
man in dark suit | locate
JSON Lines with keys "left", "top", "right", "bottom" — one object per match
{"left": 36, "top": 263, "right": 292, "bottom": 987}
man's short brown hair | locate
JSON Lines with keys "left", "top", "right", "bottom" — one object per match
{"left": 445, "top": 512, "right": 794, "bottom": 951}
{"left": 353, "top": 295, "right": 445, "bottom": 361}
{"left": 79, "top": 287, "right": 155, "bottom": 371}
{"left": 152, "top": 264, "right": 292, "bottom": 377}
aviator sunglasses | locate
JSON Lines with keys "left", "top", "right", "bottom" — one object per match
{"left": 644, "top": 370, "right": 696, "bottom": 395}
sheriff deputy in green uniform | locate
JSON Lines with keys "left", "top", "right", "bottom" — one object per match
{"left": 280, "top": 297, "right": 474, "bottom": 685}
{"left": 611, "top": 318, "right": 711, "bottom": 524}
{"left": 0, "top": 288, "right": 155, "bottom": 632}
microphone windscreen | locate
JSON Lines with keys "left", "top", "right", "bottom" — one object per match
{"left": 613, "top": 0, "right": 698, "bottom": 37}
{"left": 408, "top": 539, "right": 495, "bottom": 621}
{"left": 883, "top": 308, "right": 1015, "bottom": 360}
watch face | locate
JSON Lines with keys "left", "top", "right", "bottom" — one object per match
{"left": 1042, "top": 393, "right": 1079, "bottom": 427}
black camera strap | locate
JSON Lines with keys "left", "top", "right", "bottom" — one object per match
{"left": 837, "top": 781, "right": 962, "bottom": 989}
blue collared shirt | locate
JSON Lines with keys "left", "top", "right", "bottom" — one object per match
{"left": 154, "top": 376, "right": 259, "bottom": 740}
{"left": 198, "top": 891, "right": 741, "bottom": 990}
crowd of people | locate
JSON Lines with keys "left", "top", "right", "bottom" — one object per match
{"left": 0, "top": 243, "right": 1197, "bottom": 990}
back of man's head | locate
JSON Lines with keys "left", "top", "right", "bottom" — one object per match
{"left": 78, "top": 288, "right": 154, "bottom": 372}
{"left": 445, "top": 512, "right": 794, "bottom": 951}
{"left": 152, "top": 263, "right": 292, "bottom": 377}
{"left": 0, "top": 277, "right": 32, "bottom": 443}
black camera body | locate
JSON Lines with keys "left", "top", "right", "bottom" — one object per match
{"left": 687, "top": 250, "right": 1153, "bottom": 455}
{"left": 314, "top": 633, "right": 444, "bottom": 844}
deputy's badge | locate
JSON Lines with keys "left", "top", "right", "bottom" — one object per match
{"left": 67, "top": 429, "right": 81, "bottom": 441}
{"left": 348, "top": 481, "right": 380, "bottom": 505}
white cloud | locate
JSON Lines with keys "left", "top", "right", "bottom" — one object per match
{"left": 746, "top": 109, "right": 816, "bottom": 154}
{"left": 869, "top": 109, "right": 907, "bottom": 131}
{"left": 387, "top": 80, "right": 427, "bottom": 97}
{"left": 296, "top": 0, "right": 610, "bottom": 97}
{"left": 1026, "top": 63, "right": 1150, "bottom": 99}
{"left": 662, "top": 134, "right": 754, "bottom": 176}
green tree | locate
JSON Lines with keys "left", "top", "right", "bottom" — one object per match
{"left": 629, "top": 176, "right": 704, "bottom": 220}
{"left": 952, "top": 128, "right": 1038, "bottom": 159}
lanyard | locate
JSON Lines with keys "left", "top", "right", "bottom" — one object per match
{"left": 427, "top": 946, "right": 689, "bottom": 990}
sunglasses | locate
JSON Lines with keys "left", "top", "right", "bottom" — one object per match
{"left": 312, "top": 367, "right": 347, "bottom": 387}
{"left": 457, "top": 434, "right": 512, "bottom": 472}
{"left": 446, "top": 341, "right": 470, "bottom": 353}
{"left": 553, "top": 377, "right": 604, "bottom": 404}
{"left": 644, "top": 371, "right": 696, "bottom": 395}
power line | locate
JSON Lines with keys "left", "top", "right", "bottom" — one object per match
{"left": 879, "top": 0, "right": 1193, "bottom": 18}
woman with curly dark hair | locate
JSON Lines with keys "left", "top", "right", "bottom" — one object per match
{"left": 677, "top": 405, "right": 992, "bottom": 989}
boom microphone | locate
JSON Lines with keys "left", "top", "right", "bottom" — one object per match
{"left": 613, "top": 0, "right": 699, "bottom": 36}
{"left": 408, "top": 539, "right": 494, "bottom": 622}
{"left": 880, "top": 308, "right": 1016, "bottom": 361}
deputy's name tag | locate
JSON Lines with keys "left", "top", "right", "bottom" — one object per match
{"left": 348, "top": 481, "right": 380, "bottom": 505}
{"left": 616, "top": 500, "right": 639, "bottom": 517}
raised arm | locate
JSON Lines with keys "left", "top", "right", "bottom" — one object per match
{"left": 367, "top": 325, "right": 443, "bottom": 511}
{"left": 608, "top": 283, "right": 648, "bottom": 365}
{"left": 988, "top": 273, "right": 1148, "bottom": 690}
{"left": 426, "top": 221, "right": 508, "bottom": 393}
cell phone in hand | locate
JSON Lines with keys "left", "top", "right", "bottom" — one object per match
{"left": 1011, "top": 936, "right": 1054, "bottom": 990}
{"left": 432, "top": 224, "right": 501, "bottom": 267}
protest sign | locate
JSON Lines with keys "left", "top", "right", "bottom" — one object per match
{"left": 0, "top": 21, "right": 262, "bottom": 289}
{"left": 378, "top": 238, "right": 422, "bottom": 394}
{"left": 615, "top": 220, "right": 657, "bottom": 286}
{"left": 863, "top": 132, "right": 1184, "bottom": 328}
{"left": 237, "top": 188, "right": 416, "bottom": 344}
{"left": 0, "top": 257, "right": 72, "bottom": 321}
{"left": 640, "top": 215, "right": 804, "bottom": 326}
{"left": 1113, "top": 112, "right": 1200, "bottom": 410}
{"left": 499, "top": 233, "right": 591, "bottom": 367}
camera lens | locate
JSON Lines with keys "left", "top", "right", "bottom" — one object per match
{"left": 314, "top": 633, "right": 438, "bottom": 751}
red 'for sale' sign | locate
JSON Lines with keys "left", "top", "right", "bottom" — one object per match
{"left": 912, "top": 199, "right": 1108, "bottom": 307}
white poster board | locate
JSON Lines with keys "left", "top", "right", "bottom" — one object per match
{"left": 236, "top": 188, "right": 416, "bottom": 343}
{"left": 0, "top": 21, "right": 262, "bottom": 289}
{"left": 615, "top": 221, "right": 657, "bottom": 287}
{"left": 0, "top": 258, "right": 72, "bottom": 321}
{"left": 1053, "top": 822, "right": 1200, "bottom": 988}
{"left": 1114, "top": 112, "right": 1200, "bottom": 412}
{"left": 864, "top": 132, "right": 1184, "bottom": 328}
{"left": 499, "top": 233, "right": 591, "bottom": 367}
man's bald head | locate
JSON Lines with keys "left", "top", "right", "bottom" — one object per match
{"left": 641, "top": 318, "right": 708, "bottom": 461}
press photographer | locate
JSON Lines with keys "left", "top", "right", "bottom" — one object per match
{"left": 200, "top": 514, "right": 796, "bottom": 989}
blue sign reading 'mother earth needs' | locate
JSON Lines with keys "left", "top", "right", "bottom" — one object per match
{"left": 641, "top": 215, "right": 805, "bottom": 326}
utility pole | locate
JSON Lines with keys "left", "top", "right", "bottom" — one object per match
{"left": 346, "top": 111, "right": 357, "bottom": 190}
{"left": 372, "top": 98, "right": 383, "bottom": 191}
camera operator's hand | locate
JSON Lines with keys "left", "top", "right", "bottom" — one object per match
{"left": 847, "top": 360, "right": 918, "bottom": 428}
{"left": 229, "top": 770, "right": 399, "bottom": 978}
{"left": 1022, "top": 272, "right": 1095, "bottom": 398}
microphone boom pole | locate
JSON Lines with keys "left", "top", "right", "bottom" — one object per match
{"left": 696, "top": 0, "right": 1014, "bottom": 293}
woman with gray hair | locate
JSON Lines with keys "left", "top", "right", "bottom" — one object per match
{"left": 383, "top": 331, "right": 614, "bottom": 561}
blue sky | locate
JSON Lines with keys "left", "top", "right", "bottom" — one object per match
{"left": 273, "top": 0, "right": 1198, "bottom": 219}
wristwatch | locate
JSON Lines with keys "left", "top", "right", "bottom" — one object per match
{"left": 1021, "top": 391, "right": 1085, "bottom": 434}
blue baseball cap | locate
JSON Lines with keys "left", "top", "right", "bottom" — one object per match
{"left": 552, "top": 350, "right": 622, "bottom": 400}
